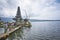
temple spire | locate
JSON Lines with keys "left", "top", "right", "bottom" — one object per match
{"left": 16, "top": 6, "right": 22, "bottom": 19}
{"left": 13, "top": 6, "right": 22, "bottom": 22}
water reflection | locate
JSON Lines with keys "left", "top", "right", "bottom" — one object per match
{"left": 6, "top": 26, "right": 31, "bottom": 40}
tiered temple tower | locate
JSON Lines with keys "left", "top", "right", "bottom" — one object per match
{"left": 13, "top": 6, "right": 22, "bottom": 23}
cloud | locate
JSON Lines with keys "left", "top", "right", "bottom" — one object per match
{"left": 0, "top": 0, "right": 60, "bottom": 20}
{"left": 0, "top": 0, "right": 18, "bottom": 18}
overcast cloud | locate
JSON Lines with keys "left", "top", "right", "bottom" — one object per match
{"left": 0, "top": 0, "right": 60, "bottom": 20}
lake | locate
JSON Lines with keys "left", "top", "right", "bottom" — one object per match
{"left": 23, "top": 21, "right": 60, "bottom": 40}
{"left": 0, "top": 21, "right": 60, "bottom": 40}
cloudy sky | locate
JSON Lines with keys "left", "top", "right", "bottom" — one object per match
{"left": 0, "top": 0, "right": 60, "bottom": 20}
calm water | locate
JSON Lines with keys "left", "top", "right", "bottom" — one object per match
{"left": 23, "top": 21, "right": 60, "bottom": 40}
{"left": 0, "top": 21, "right": 60, "bottom": 40}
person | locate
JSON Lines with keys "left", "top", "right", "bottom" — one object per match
{"left": 0, "top": 21, "right": 4, "bottom": 28}
{"left": 11, "top": 22, "right": 15, "bottom": 28}
{"left": 3, "top": 22, "right": 8, "bottom": 33}
{"left": 8, "top": 22, "right": 12, "bottom": 31}
{"left": 14, "top": 22, "right": 16, "bottom": 26}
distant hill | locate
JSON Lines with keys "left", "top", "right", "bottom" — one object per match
{"left": 29, "top": 19, "right": 60, "bottom": 22}
{"left": 0, "top": 17, "right": 60, "bottom": 22}
{"left": 0, "top": 17, "right": 14, "bottom": 22}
